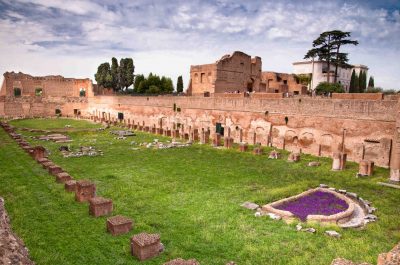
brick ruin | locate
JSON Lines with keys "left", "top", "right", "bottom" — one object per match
{"left": 1, "top": 54, "right": 400, "bottom": 182}
{"left": 187, "top": 51, "right": 307, "bottom": 96}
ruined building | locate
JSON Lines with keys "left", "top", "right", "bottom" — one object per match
{"left": 0, "top": 52, "right": 399, "bottom": 183}
{"left": 187, "top": 51, "right": 307, "bottom": 96}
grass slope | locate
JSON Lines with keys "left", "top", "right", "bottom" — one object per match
{"left": 0, "top": 118, "right": 399, "bottom": 265}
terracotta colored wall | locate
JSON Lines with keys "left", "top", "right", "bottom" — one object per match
{"left": 332, "top": 93, "right": 384, "bottom": 100}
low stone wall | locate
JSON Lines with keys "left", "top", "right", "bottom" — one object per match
{"left": 332, "top": 93, "right": 383, "bottom": 100}
{"left": 0, "top": 197, "right": 35, "bottom": 265}
{"left": 262, "top": 188, "right": 355, "bottom": 224}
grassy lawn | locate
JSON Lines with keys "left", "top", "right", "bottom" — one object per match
{"left": 1, "top": 118, "right": 399, "bottom": 265}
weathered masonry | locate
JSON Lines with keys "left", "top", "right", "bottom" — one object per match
{"left": 1, "top": 70, "right": 400, "bottom": 182}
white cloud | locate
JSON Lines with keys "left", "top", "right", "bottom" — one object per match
{"left": 0, "top": 0, "right": 399, "bottom": 90}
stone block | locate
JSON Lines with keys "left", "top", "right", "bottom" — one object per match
{"left": 48, "top": 165, "right": 63, "bottom": 176}
{"left": 75, "top": 180, "right": 96, "bottom": 202}
{"left": 42, "top": 161, "right": 55, "bottom": 169}
{"left": 288, "top": 152, "right": 300, "bottom": 162}
{"left": 131, "top": 232, "right": 162, "bottom": 261}
{"left": 253, "top": 147, "right": 263, "bottom": 155}
{"left": 107, "top": 215, "right": 133, "bottom": 236}
{"left": 65, "top": 180, "right": 77, "bottom": 192}
{"left": 89, "top": 197, "right": 113, "bottom": 217}
{"left": 32, "top": 146, "right": 46, "bottom": 160}
{"left": 239, "top": 142, "right": 248, "bottom": 152}
{"left": 56, "top": 172, "right": 72, "bottom": 183}
{"left": 37, "top": 157, "right": 50, "bottom": 164}
{"left": 358, "top": 160, "right": 374, "bottom": 176}
{"left": 224, "top": 137, "right": 234, "bottom": 148}
{"left": 213, "top": 133, "right": 221, "bottom": 146}
{"left": 269, "top": 150, "right": 281, "bottom": 159}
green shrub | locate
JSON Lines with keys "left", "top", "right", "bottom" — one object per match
{"left": 315, "top": 82, "right": 344, "bottom": 95}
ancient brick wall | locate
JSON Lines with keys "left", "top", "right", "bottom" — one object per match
{"left": 332, "top": 93, "right": 384, "bottom": 100}
{"left": 86, "top": 95, "right": 397, "bottom": 167}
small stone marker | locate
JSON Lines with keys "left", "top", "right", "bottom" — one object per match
{"left": 325, "top": 230, "right": 341, "bottom": 238}
{"left": 64, "top": 180, "right": 77, "bottom": 192}
{"left": 358, "top": 160, "right": 374, "bottom": 176}
{"left": 163, "top": 258, "right": 200, "bottom": 265}
{"left": 308, "top": 161, "right": 320, "bottom": 167}
{"left": 224, "top": 137, "right": 234, "bottom": 148}
{"left": 288, "top": 152, "right": 300, "bottom": 162}
{"left": 131, "top": 232, "right": 163, "bottom": 261}
{"left": 239, "top": 142, "right": 248, "bottom": 152}
{"left": 107, "top": 215, "right": 133, "bottom": 236}
{"left": 37, "top": 157, "right": 50, "bottom": 164}
{"left": 48, "top": 165, "right": 63, "bottom": 176}
{"left": 56, "top": 172, "right": 72, "bottom": 183}
{"left": 253, "top": 146, "right": 263, "bottom": 155}
{"left": 268, "top": 150, "right": 280, "bottom": 159}
{"left": 89, "top": 197, "right": 113, "bottom": 217}
{"left": 42, "top": 161, "right": 55, "bottom": 169}
{"left": 75, "top": 180, "right": 96, "bottom": 202}
{"left": 241, "top": 202, "right": 259, "bottom": 210}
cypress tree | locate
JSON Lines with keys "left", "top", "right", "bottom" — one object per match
{"left": 350, "top": 70, "right": 356, "bottom": 93}
{"left": 368, "top": 76, "right": 374, "bottom": 88}
{"left": 354, "top": 72, "right": 360, "bottom": 93}
{"left": 177, "top": 76, "right": 183, "bottom": 93}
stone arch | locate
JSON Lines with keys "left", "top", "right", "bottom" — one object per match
{"left": 284, "top": 130, "right": 298, "bottom": 151}
{"left": 320, "top": 134, "right": 334, "bottom": 155}
{"left": 299, "top": 132, "right": 315, "bottom": 147}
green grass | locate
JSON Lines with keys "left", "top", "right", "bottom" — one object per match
{"left": 1, "top": 118, "right": 399, "bottom": 265}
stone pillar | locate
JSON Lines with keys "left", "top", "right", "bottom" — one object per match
{"left": 253, "top": 132, "right": 257, "bottom": 145}
{"left": 390, "top": 126, "right": 400, "bottom": 182}
{"left": 239, "top": 129, "right": 243, "bottom": 143}
{"left": 358, "top": 160, "right": 374, "bottom": 176}
{"left": 332, "top": 152, "right": 347, "bottom": 171}
{"left": 213, "top": 133, "right": 221, "bottom": 146}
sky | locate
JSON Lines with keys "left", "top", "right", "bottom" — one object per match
{"left": 0, "top": 0, "right": 399, "bottom": 90}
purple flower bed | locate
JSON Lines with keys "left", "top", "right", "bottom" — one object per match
{"left": 275, "top": 190, "right": 349, "bottom": 221}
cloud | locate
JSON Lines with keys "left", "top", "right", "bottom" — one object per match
{"left": 0, "top": 0, "right": 399, "bottom": 89}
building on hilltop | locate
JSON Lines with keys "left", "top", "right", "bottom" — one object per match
{"left": 292, "top": 61, "right": 369, "bottom": 92}
{"left": 187, "top": 51, "right": 308, "bottom": 96}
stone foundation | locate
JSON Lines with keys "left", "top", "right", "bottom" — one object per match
{"left": 48, "top": 165, "right": 63, "bottom": 176}
{"left": 56, "top": 172, "right": 72, "bottom": 183}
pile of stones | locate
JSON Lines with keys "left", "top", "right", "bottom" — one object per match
{"left": 132, "top": 139, "right": 192, "bottom": 150}
{"left": 60, "top": 146, "right": 103, "bottom": 158}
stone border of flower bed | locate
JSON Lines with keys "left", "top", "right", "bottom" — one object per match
{"left": 261, "top": 187, "right": 355, "bottom": 224}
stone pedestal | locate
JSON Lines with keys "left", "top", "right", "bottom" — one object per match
{"left": 224, "top": 137, "right": 234, "bottom": 148}
{"left": 253, "top": 147, "right": 263, "bottom": 155}
{"left": 239, "top": 142, "right": 248, "bottom": 152}
{"left": 65, "top": 180, "right": 77, "bottom": 192}
{"left": 288, "top": 152, "right": 300, "bottom": 162}
{"left": 89, "top": 197, "right": 113, "bottom": 217}
{"left": 390, "top": 169, "right": 400, "bottom": 182}
{"left": 213, "top": 133, "right": 221, "bottom": 147}
{"left": 32, "top": 146, "right": 46, "bottom": 160}
{"left": 56, "top": 172, "right": 72, "bottom": 183}
{"left": 48, "top": 165, "right": 63, "bottom": 176}
{"left": 37, "top": 158, "right": 50, "bottom": 165}
{"left": 107, "top": 215, "right": 133, "bottom": 236}
{"left": 131, "top": 233, "right": 163, "bottom": 261}
{"left": 200, "top": 130, "right": 209, "bottom": 144}
{"left": 42, "top": 161, "right": 55, "bottom": 169}
{"left": 332, "top": 152, "right": 347, "bottom": 170}
{"left": 358, "top": 160, "right": 374, "bottom": 176}
{"left": 75, "top": 180, "right": 96, "bottom": 202}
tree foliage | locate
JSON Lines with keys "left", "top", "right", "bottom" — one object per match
{"left": 94, "top": 57, "right": 135, "bottom": 92}
{"left": 177, "top": 76, "right": 184, "bottom": 93}
{"left": 315, "top": 82, "right": 344, "bottom": 95}
{"left": 134, "top": 73, "right": 174, "bottom": 94}
{"left": 359, "top": 70, "right": 367, "bottom": 93}
{"left": 304, "top": 30, "right": 358, "bottom": 83}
